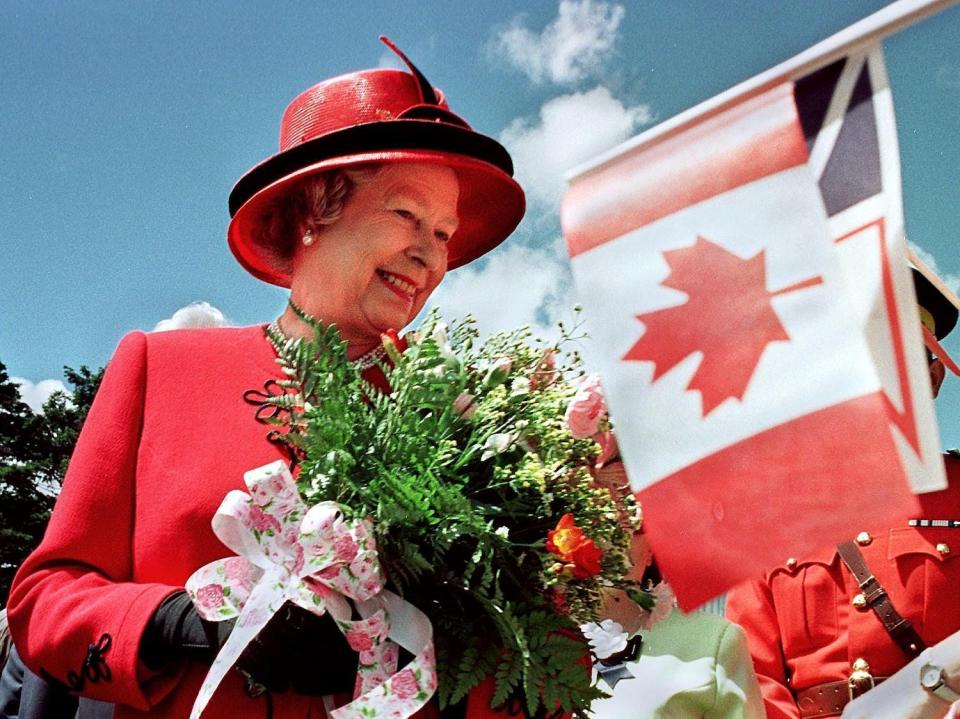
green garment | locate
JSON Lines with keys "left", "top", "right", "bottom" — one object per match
{"left": 590, "top": 609, "right": 764, "bottom": 719}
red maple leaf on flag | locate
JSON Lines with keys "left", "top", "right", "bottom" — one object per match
{"left": 623, "top": 236, "right": 822, "bottom": 416}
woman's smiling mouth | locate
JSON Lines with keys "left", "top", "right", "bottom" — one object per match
{"left": 377, "top": 270, "right": 418, "bottom": 301}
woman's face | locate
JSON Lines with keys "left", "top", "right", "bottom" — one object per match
{"left": 289, "top": 162, "right": 460, "bottom": 351}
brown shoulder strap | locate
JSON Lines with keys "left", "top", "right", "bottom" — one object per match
{"left": 836, "top": 540, "right": 926, "bottom": 658}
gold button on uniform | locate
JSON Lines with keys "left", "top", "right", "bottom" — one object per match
{"left": 937, "top": 542, "right": 951, "bottom": 556}
{"left": 786, "top": 557, "right": 797, "bottom": 569}
{"left": 852, "top": 593, "right": 868, "bottom": 610}
{"left": 856, "top": 532, "right": 873, "bottom": 546}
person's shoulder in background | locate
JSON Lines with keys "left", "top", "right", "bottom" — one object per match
{"left": 591, "top": 608, "right": 764, "bottom": 719}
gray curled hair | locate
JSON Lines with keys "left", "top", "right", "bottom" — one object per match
{"left": 253, "top": 165, "right": 382, "bottom": 275}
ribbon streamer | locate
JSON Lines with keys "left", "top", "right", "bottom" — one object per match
{"left": 185, "top": 460, "right": 436, "bottom": 719}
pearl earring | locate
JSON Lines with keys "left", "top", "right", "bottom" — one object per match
{"left": 302, "top": 230, "right": 315, "bottom": 247}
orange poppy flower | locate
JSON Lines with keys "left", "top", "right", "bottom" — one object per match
{"left": 546, "top": 513, "right": 603, "bottom": 579}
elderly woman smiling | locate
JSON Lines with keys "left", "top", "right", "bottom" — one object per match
{"left": 269, "top": 162, "right": 460, "bottom": 356}
{"left": 7, "top": 39, "right": 524, "bottom": 719}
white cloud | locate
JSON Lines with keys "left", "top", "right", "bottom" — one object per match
{"left": 11, "top": 377, "right": 68, "bottom": 413}
{"left": 909, "top": 242, "right": 960, "bottom": 295}
{"left": 494, "top": 0, "right": 625, "bottom": 85}
{"left": 377, "top": 51, "right": 404, "bottom": 70}
{"left": 501, "top": 86, "right": 652, "bottom": 209}
{"left": 428, "top": 238, "right": 576, "bottom": 339}
{"left": 153, "top": 302, "right": 229, "bottom": 332}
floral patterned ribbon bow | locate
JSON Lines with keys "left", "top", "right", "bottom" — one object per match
{"left": 185, "top": 460, "right": 437, "bottom": 719}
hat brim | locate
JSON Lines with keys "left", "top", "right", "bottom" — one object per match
{"left": 912, "top": 266, "right": 959, "bottom": 340}
{"left": 228, "top": 122, "right": 525, "bottom": 287}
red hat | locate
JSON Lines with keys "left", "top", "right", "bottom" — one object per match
{"left": 228, "top": 37, "right": 525, "bottom": 287}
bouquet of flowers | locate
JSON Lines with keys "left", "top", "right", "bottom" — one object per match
{"left": 189, "top": 305, "right": 653, "bottom": 719}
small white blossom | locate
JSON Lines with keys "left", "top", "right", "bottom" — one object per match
{"left": 431, "top": 323, "right": 455, "bottom": 360}
{"left": 494, "top": 526, "right": 510, "bottom": 539}
{"left": 510, "top": 377, "right": 531, "bottom": 396}
{"left": 580, "top": 619, "right": 629, "bottom": 660}
{"left": 481, "top": 432, "right": 515, "bottom": 460}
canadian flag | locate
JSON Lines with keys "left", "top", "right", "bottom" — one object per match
{"left": 562, "top": 11, "right": 949, "bottom": 609}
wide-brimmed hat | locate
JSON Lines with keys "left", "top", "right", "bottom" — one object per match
{"left": 911, "top": 264, "right": 958, "bottom": 340}
{"left": 228, "top": 37, "right": 525, "bottom": 287}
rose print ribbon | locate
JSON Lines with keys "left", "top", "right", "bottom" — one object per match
{"left": 185, "top": 460, "right": 437, "bottom": 719}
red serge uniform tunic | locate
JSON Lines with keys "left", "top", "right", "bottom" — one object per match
{"left": 7, "top": 325, "right": 508, "bottom": 719}
{"left": 726, "top": 455, "right": 960, "bottom": 719}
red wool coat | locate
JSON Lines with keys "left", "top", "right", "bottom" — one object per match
{"left": 726, "top": 454, "right": 960, "bottom": 719}
{"left": 7, "top": 325, "right": 509, "bottom": 719}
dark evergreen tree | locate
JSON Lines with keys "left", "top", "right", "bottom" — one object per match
{"left": 0, "top": 362, "right": 103, "bottom": 605}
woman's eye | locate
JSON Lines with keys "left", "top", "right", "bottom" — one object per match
{"left": 434, "top": 230, "right": 450, "bottom": 243}
{"left": 394, "top": 209, "right": 415, "bottom": 221}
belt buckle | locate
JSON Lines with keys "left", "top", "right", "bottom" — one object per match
{"left": 848, "top": 658, "right": 875, "bottom": 701}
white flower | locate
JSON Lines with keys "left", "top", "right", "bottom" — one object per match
{"left": 494, "top": 526, "right": 510, "bottom": 539}
{"left": 481, "top": 432, "right": 515, "bottom": 460}
{"left": 431, "top": 323, "right": 455, "bottom": 359}
{"left": 580, "top": 619, "right": 629, "bottom": 660}
{"left": 431, "top": 322, "right": 449, "bottom": 346}
{"left": 510, "top": 377, "right": 531, "bottom": 396}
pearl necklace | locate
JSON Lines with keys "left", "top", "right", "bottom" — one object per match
{"left": 266, "top": 319, "right": 387, "bottom": 371}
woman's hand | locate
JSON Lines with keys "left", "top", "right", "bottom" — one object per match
{"left": 140, "top": 591, "right": 358, "bottom": 695}
{"left": 238, "top": 601, "right": 358, "bottom": 695}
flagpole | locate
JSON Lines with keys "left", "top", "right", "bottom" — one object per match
{"left": 568, "top": 0, "right": 960, "bottom": 181}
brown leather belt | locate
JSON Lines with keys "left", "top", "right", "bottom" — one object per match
{"left": 795, "top": 678, "right": 888, "bottom": 718}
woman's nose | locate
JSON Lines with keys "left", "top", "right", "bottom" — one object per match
{"left": 407, "top": 225, "right": 446, "bottom": 271}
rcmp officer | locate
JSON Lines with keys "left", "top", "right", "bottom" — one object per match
{"left": 726, "top": 264, "right": 960, "bottom": 719}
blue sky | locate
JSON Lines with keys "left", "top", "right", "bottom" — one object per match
{"left": 3, "top": 1, "right": 960, "bottom": 446}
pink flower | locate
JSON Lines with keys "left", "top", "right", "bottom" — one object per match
{"left": 565, "top": 374, "right": 608, "bottom": 439}
{"left": 594, "top": 430, "right": 619, "bottom": 468}
{"left": 314, "top": 565, "right": 341, "bottom": 580}
{"left": 265, "top": 475, "right": 301, "bottom": 516}
{"left": 266, "top": 474, "right": 288, "bottom": 497}
{"left": 452, "top": 392, "right": 477, "bottom": 419}
{"left": 381, "top": 642, "right": 399, "bottom": 667}
{"left": 391, "top": 668, "right": 419, "bottom": 700}
{"left": 195, "top": 584, "right": 225, "bottom": 611}
{"left": 345, "top": 629, "right": 374, "bottom": 652}
{"left": 249, "top": 481, "right": 272, "bottom": 507}
{"left": 248, "top": 505, "right": 280, "bottom": 534}
{"left": 530, "top": 350, "right": 558, "bottom": 390}
{"left": 223, "top": 557, "right": 254, "bottom": 590}
{"left": 290, "top": 543, "right": 305, "bottom": 575}
{"left": 334, "top": 534, "right": 359, "bottom": 563}
{"left": 483, "top": 357, "right": 512, "bottom": 388}
{"left": 359, "top": 649, "right": 377, "bottom": 666}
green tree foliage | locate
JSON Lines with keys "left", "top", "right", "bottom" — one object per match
{"left": 0, "top": 362, "right": 103, "bottom": 606}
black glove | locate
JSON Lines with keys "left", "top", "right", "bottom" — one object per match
{"left": 140, "top": 591, "right": 358, "bottom": 695}
{"left": 139, "top": 591, "right": 232, "bottom": 670}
